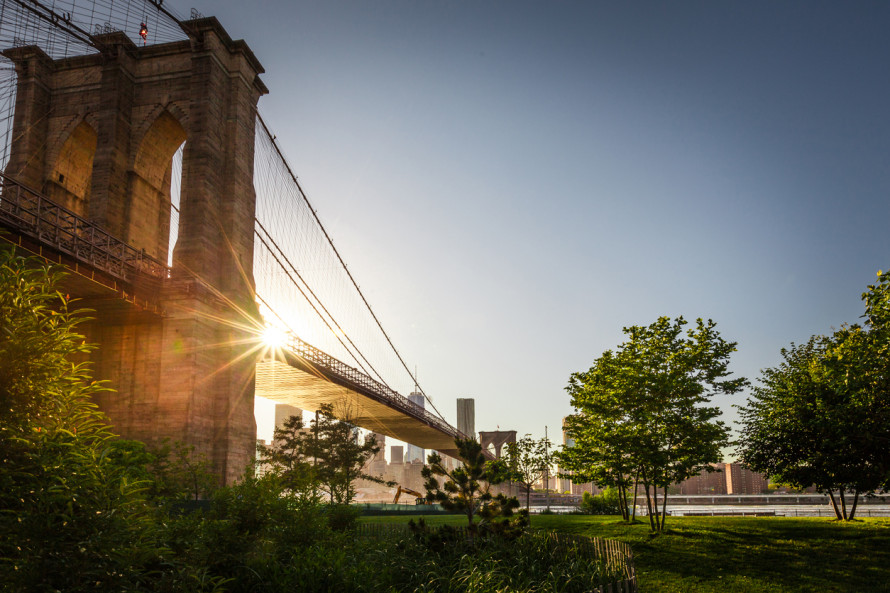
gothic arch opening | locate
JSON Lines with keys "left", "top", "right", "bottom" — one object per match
{"left": 44, "top": 121, "right": 97, "bottom": 217}
{"left": 129, "top": 110, "right": 187, "bottom": 262}
{"left": 168, "top": 143, "right": 184, "bottom": 267}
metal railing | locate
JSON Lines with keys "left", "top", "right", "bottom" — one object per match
{"left": 0, "top": 174, "right": 169, "bottom": 282}
{"left": 284, "top": 333, "right": 468, "bottom": 442}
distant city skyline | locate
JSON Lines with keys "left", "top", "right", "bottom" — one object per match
{"left": 203, "top": 1, "right": 890, "bottom": 449}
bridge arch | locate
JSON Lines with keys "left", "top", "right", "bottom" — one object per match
{"left": 128, "top": 109, "right": 187, "bottom": 262}
{"left": 479, "top": 430, "right": 517, "bottom": 460}
{"left": 43, "top": 119, "right": 97, "bottom": 217}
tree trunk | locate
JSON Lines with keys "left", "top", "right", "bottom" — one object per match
{"left": 827, "top": 489, "right": 842, "bottom": 520}
{"left": 849, "top": 489, "right": 860, "bottom": 521}
{"left": 643, "top": 482, "right": 656, "bottom": 531}
{"left": 660, "top": 485, "right": 669, "bottom": 531}
{"left": 839, "top": 489, "right": 848, "bottom": 521}
{"left": 616, "top": 482, "right": 623, "bottom": 520}
{"left": 526, "top": 483, "right": 531, "bottom": 511}
{"left": 631, "top": 472, "right": 639, "bottom": 522}
{"left": 617, "top": 482, "right": 628, "bottom": 521}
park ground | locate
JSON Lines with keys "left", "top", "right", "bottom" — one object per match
{"left": 361, "top": 514, "right": 890, "bottom": 592}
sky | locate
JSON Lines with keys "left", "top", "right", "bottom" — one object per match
{"left": 192, "top": 1, "right": 890, "bottom": 455}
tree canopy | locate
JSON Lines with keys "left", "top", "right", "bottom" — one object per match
{"left": 560, "top": 316, "right": 747, "bottom": 531}
{"left": 258, "top": 402, "right": 387, "bottom": 505}
{"left": 737, "top": 271, "right": 890, "bottom": 520}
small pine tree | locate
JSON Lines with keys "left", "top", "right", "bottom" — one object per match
{"left": 422, "top": 438, "right": 523, "bottom": 534}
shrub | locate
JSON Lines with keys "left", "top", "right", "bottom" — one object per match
{"left": 580, "top": 487, "right": 625, "bottom": 515}
{"left": 376, "top": 527, "right": 623, "bottom": 593}
{"left": 326, "top": 503, "right": 362, "bottom": 531}
{"left": 0, "top": 249, "right": 163, "bottom": 591}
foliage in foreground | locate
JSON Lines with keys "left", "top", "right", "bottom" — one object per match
{"left": 1, "top": 247, "right": 619, "bottom": 593}
{"left": 0, "top": 247, "right": 169, "bottom": 591}
{"left": 376, "top": 527, "right": 624, "bottom": 593}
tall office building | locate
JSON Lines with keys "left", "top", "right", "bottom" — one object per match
{"left": 456, "top": 398, "right": 475, "bottom": 439}
{"left": 274, "top": 404, "right": 302, "bottom": 430}
{"left": 406, "top": 392, "right": 426, "bottom": 463}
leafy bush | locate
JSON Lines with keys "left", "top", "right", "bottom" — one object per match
{"left": 580, "top": 487, "right": 625, "bottom": 515}
{"left": 326, "top": 502, "right": 362, "bottom": 531}
{"left": 0, "top": 249, "right": 161, "bottom": 591}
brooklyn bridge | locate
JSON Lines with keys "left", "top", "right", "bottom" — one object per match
{"left": 0, "top": 0, "right": 477, "bottom": 482}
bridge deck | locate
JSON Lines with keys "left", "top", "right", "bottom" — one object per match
{"left": 256, "top": 354, "right": 465, "bottom": 458}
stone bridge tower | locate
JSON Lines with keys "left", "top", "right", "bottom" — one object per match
{"left": 3, "top": 18, "right": 268, "bottom": 483}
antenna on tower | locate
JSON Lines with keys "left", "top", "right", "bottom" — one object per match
{"left": 414, "top": 365, "right": 419, "bottom": 392}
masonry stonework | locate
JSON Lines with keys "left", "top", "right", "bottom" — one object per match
{"left": 3, "top": 18, "right": 268, "bottom": 484}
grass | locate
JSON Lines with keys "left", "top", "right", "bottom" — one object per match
{"left": 360, "top": 514, "right": 890, "bottom": 592}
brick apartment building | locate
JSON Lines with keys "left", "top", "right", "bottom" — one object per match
{"left": 678, "top": 463, "right": 769, "bottom": 495}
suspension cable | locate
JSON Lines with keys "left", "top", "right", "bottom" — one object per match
{"left": 255, "top": 111, "right": 448, "bottom": 423}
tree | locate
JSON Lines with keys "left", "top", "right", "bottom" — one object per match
{"left": 562, "top": 316, "right": 747, "bottom": 531}
{"left": 422, "top": 438, "right": 521, "bottom": 534}
{"left": 505, "top": 434, "right": 552, "bottom": 510}
{"left": 256, "top": 414, "right": 320, "bottom": 501}
{"left": 259, "top": 403, "right": 387, "bottom": 505}
{"left": 737, "top": 272, "right": 890, "bottom": 520}
{"left": 0, "top": 247, "right": 159, "bottom": 589}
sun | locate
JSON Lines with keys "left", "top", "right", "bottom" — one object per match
{"left": 261, "top": 325, "right": 289, "bottom": 349}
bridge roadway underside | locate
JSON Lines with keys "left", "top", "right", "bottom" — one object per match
{"left": 255, "top": 359, "right": 462, "bottom": 459}
{"left": 0, "top": 234, "right": 163, "bottom": 320}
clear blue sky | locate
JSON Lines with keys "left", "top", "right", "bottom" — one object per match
{"left": 196, "top": 1, "right": 890, "bottom": 452}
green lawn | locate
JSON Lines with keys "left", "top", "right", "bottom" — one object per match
{"left": 360, "top": 514, "right": 890, "bottom": 592}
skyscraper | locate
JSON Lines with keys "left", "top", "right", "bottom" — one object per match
{"left": 405, "top": 392, "right": 426, "bottom": 463}
{"left": 457, "top": 398, "right": 475, "bottom": 440}
{"left": 274, "top": 404, "right": 302, "bottom": 431}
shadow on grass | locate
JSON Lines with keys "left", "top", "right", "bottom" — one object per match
{"left": 533, "top": 515, "right": 890, "bottom": 593}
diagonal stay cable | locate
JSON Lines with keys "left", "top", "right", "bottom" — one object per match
{"left": 255, "top": 111, "right": 449, "bottom": 424}
{"left": 254, "top": 218, "right": 391, "bottom": 388}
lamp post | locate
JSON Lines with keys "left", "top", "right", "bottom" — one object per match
{"left": 544, "top": 426, "right": 550, "bottom": 512}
